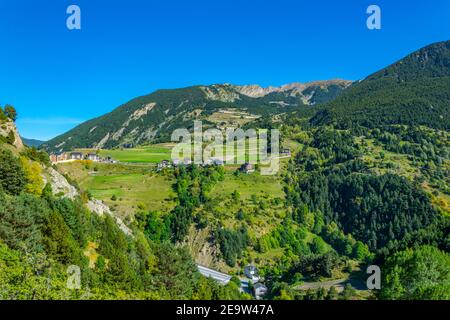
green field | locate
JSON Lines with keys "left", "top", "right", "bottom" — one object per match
{"left": 57, "top": 162, "right": 175, "bottom": 217}
{"left": 85, "top": 173, "right": 175, "bottom": 215}
{"left": 79, "top": 139, "right": 290, "bottom": 166}
{"left": 210, "top": 171, "right": 285, "bottom": 201}
{"left": 60, "top": 142, "right": 290, "bottom": 221}
{"left": 76, "top": 145, "right": 172, "bottom": 163}
{"left": 99, "top": 146, "right": 172, "bottom": 163}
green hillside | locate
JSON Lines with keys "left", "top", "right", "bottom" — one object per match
{"left": 21, "top": 137, "right": 45, "bottom": 147}
{"left": 311, "top": 40, "right": 450, "bottom": 129}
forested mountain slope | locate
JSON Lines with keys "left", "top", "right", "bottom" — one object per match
{"left": 310, "top": 40, "right": 450, "bottom": 129}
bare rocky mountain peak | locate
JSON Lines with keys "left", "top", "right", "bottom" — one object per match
{"left": 234, "top": 79, "right": 352, "bottom": 98}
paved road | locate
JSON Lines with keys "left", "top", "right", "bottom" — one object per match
{"left": 197, "top": 265, "right": 252, "bottom": 294}
{"left": 197, "top": 265, "right": 232, "bottom": 285}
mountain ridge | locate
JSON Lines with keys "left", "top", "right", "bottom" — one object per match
{"left": 233, "top": 79, "right": 352, "bottom": 98}
{"left": 42, "top": 80, "right": 350, "bottom": 152}
{"left": 42, "top": 40, "right": 450, "bottom": 153}
{"left": 21, "top": 137, "right": 45, "bottom": 147}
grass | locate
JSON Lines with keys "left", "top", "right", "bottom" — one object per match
{"left": 77, "top": 145, "right": 172, "bottom": 163}
{"left": 85, "top": 173, "right": 175, "bottom": 214}
{"left": 99, "top": 146, "right": 171, "bottom": 163}
{"left": 76, "top": 135, "right": 291, "bottom": 167}
{"left": 184, "top": 169, "right": 289, "bottom": 272}
{"left": 206, "top": 170, "right": 287, "bottom": 246}
{"left": 210, "top": 171, "right": 285, "bottom": 201}
{"left": 57, "top": 161, "right": 175, "bottom": 217}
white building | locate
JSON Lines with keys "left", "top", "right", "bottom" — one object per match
{"left": 244, "top": 265, "right": 260, "bottom": 282}
{"left": 254, "top": 283, "right": 268, "bottom": 300}
{"left": 69, "top": 152, "right": 84, "bottom": 160}
{"left": 86, "top": 153, "right": 100, "bottom": 162}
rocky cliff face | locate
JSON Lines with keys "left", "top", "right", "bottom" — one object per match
{"left": 234, "top": 80, "right": 352, "bottom": 100}
{"left": 43, "top": 167, "right": 79, "bottom": 199}
{"left": 42, "top": 167, "right": 132, "bottom": 236}
{"left": 0, "top": 120, "right": 24, "bottom": 149}
{"left": 86, "top": 199, "right": 132, "bottom": 236}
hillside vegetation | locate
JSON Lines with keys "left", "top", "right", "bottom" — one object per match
{"left": 0, "top": 108, "right": 247, "bottom": 300}
{"left": 311, "top": 41, "right": 450, "bottom": 129}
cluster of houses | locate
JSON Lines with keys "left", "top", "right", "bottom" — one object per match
{"left": 157, "top": 158, "right": 258, "bottom": 174}
{"left": 49, "top": 151, "right": 117, "bottom": 164}
{"left": 51, "top": 147, "right": 291, "bottom": 173}
{"left": 157, "top": 158, "right": 225, "bottom": 171}
{"left": 244, "top": 265, "right": 268, "bottom": 300}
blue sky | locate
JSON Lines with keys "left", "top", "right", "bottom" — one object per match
{"left": 0, "top": 0, "right": 449, "bottom": 140}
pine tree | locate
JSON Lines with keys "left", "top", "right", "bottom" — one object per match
{"left": 0, "top": 149, "right": 27, "bottom": 195}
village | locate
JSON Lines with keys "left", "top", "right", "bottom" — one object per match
{"left": 50, "top": 148, "right": 291, "bottom": 175}
{"left": 50, "top": 150, "right": 259, "bottom": 175}
{"left": 49, "top": 151, "right": 117, "bottom": 164}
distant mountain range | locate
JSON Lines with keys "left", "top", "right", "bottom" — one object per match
{"left": 21, "top": 137, "right": 45, "bottom": 148}
{"left": 42, "top": 80, "right": 351, "bottom": 152}
{"left": 42, "top": 40, "right": 450, "bottom": 153}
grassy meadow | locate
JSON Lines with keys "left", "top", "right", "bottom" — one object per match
{"left": 76, "top": 145, "right": 172, "bottom": 163}
{"left": 57, "top": 161, "right": 175, "bottom": 217}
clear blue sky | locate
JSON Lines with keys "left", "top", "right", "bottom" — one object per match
{"left": 0, "top": 0, "right": 449, "bottom": 140}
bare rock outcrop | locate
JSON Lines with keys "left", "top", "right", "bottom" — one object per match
{"left": 87, "top": 199, "right": 133, "bottom": 236}
{"left": 0, "top": 120, "right": 24, "bottom": 149}
{"left": 234, "top": 80, "right": 353, "bottom": 101}
{"left": 43, "top": 167, "right": 132, "bottom": 236}
{"left": 45, "top": 167, "right": 79, "bottom": 199}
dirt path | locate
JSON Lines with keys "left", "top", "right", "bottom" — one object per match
{"left": 296, "top": 277, "right": 367, "bottom": 293}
